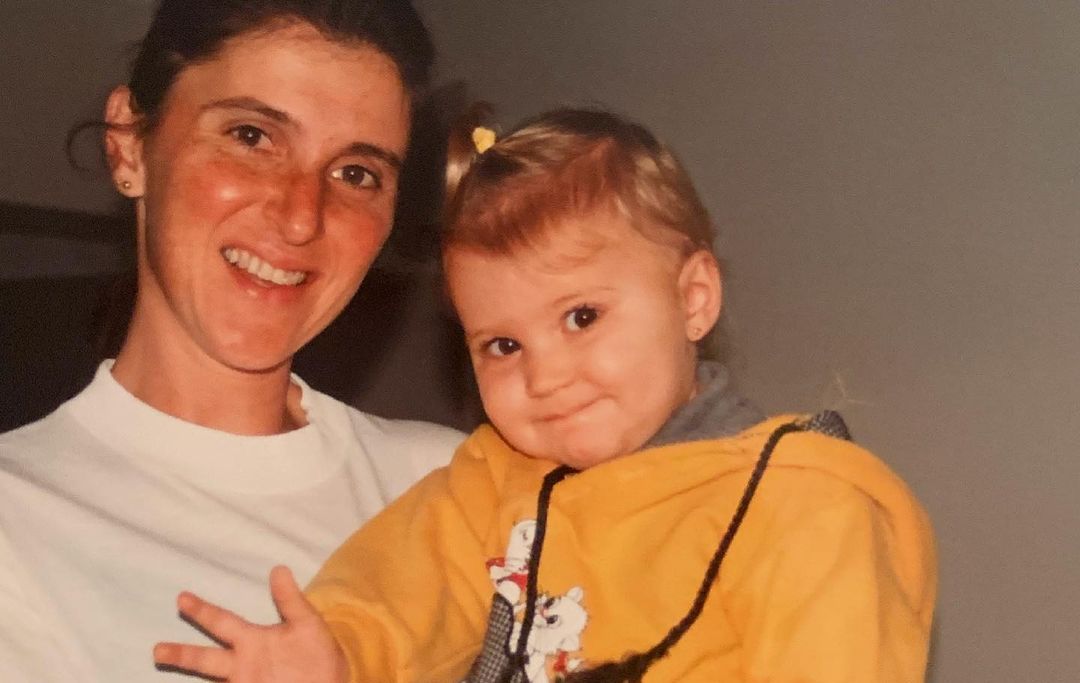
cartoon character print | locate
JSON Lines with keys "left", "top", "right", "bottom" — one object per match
{"left": 510, "top": 588, "right": 588, "bottom": 683}
{"left": 486, "top": 519, "right": 536, "bottom": 605}
{"left": 484, "top": 519, "right": 589, "bottom": 683}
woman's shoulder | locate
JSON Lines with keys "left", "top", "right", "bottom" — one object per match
{"left": 295, "top": 376, "right": 463, "bottom": 445}
{"left": 347, "top": 408, "right": 465, "bottom": 458}
{"left": 0, "top": 392, "right": 91, "bottom": 468}
{"left": 332, "top": 390, "right": 465, "bottom": 448}
{"left": 298, "top": 380, "right": 463, "bottom": 478}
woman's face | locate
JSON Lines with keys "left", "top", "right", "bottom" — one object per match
{"left": 108, "top": 21, "right": 411, "bottom": 374}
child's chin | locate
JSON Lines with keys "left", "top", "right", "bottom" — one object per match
{"left": 510, "top": 425, "right": 643, "bottom": 469}
{"left": 553, "top": 440, "right": 632, "bottom": 470}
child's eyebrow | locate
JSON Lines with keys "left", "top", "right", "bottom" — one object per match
{"left": 548, "top": 287, "right": 616, "bottom": 309}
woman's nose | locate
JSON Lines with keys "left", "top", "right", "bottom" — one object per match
{"left": 277, "top": 173, "right": 323, "bottom": 245}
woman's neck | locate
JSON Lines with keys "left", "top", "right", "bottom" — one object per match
{"left": 111, "top": 327, "right": 306, "bottom": 436}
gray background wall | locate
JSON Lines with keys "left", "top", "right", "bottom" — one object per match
{"left": 2, "top": 1, "right": 1079, "bottom": 681}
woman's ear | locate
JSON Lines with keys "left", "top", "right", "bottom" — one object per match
{"left": 678, "top": 249, "right": 723, "bottom": 342}
{"left": 104, "top": 86, "right": 146, "bottom": 198}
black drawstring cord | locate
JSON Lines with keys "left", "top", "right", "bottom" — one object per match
{"left": 565, "top": 420, "right": 807, "bottom": 683}
{"left": 500, "top": 464, "right": 578, "bottom": 682}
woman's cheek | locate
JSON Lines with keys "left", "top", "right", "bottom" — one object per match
{"left": 187, "top": 155, "right": 268, "bottom": 214}
{"left": 326, "top": 200, "right": 392, "bottom": 262}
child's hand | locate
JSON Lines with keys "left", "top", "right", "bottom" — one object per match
{"left": 153, "top": 565, "right": 347, "bottom": 682}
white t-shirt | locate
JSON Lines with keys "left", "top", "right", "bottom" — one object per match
{"left": 0, "top": 362, "right": 463, "bottom": 682}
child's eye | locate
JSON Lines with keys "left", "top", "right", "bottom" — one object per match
{"left": 484, "top": 337, "right": 521, "bottom": 357}
{"left": 228, "top": 124, "right": 270, "bottom": 149}
{"left": 564, "top": 305, "right": 599, "bottom": 332}
{"left": 331, "top": 164, "right": 381, "bottom": 189}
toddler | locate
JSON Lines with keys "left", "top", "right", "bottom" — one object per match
{"left": 155, "top": 106, "right": 936, "bottom": 682}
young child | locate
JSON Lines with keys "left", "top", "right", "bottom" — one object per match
{"left": 154, "top": 107, "right": 937, "bottom": 682}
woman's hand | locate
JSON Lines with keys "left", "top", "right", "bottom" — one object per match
{"left": 153, "top": 565, "right": 348, "bottom": 682}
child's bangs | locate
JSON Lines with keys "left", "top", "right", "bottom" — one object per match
{"left": 446, "top": 146, "right": 626, "bottom": 255}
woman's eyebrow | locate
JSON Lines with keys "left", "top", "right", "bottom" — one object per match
{"left": 200, "top": 96, "right": 402, "bottom": 170}
{"left": 340, "top": 142, "right": 403, "bottom": 172}
{"left": 201, "top": 96, "right": 291, "bottom": 123}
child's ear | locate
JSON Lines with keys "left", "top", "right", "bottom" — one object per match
{"left": 678, "top": 249, "right": 722, "bottom": 342}
{"left": 104, "top": 86, "right": 146, "bottom": 198}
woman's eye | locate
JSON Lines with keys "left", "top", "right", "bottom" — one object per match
{"left": 331, "top": 164, "right": 380, "bottom": 189}
{"left": 484, "top": 337, "right": 520, "bottom": 357}
{"left": 564, "top": 305, "right": 599, "bottom": 332}
{"left": 229, "top": 124, "right": 269, "bottom": 149}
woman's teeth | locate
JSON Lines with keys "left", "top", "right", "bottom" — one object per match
{"left": 222, "top": 248, "right": 307, "bottom": 286}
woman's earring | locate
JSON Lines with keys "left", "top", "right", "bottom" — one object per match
{"left": 121, "top": 180, "right": 132, "bottom": 190}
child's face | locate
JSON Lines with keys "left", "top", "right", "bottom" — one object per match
{"left": 447, "top": 213, "right": 718, "bottom": 469}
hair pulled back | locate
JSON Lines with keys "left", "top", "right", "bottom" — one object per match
{"left": 128, "top": 0, "right": 434, "bottom": 131}
{"left": 442, "top": 104, "right": 714, "bottom": 258}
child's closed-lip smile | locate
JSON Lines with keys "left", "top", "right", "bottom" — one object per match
{"left": 537, "top": 397, "right": 604, "bottom": 423}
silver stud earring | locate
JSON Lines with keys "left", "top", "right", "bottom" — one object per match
{"left": 121, "top": 180, "right": 132, "bottom": 190}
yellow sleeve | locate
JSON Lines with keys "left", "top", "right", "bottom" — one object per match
{"left": 305, "top": 447, "right": 499, "bottom": 683}
{"left": 725, "top": 489, "right": 937, "bottom": 682}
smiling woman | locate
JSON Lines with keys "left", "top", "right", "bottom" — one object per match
{"left": 106, "top": 22, "right": 413, "bottom": 430}
{"left": 0, "top": 2, "right": 462, "bottom": 681}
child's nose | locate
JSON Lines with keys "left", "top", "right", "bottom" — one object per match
{"left": 523, "top": 348, "right": 576, "bottom": 398}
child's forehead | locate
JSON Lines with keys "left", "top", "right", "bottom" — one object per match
{"left": 498, "top": 212, "right": 676, "bottom": 271}
{"left": 443, "top": 210, "right": 687, "bottom": 318}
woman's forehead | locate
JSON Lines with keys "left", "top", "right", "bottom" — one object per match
{"left": 156, "top": 21, "right": 410, "bottom": 150}
{"left": 188, "top": 21, "right": 401, "bottom": 89}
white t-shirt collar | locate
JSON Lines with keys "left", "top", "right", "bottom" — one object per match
{"left": 65, "top": 362, "right": 348, "bottom": 494}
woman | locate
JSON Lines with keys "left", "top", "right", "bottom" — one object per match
{"left": 0, "top": 1, "right": 461, "bottom": 680}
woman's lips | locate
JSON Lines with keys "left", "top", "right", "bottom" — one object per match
{"left": 222, "top": 247, "right": 308, "bottom": 286}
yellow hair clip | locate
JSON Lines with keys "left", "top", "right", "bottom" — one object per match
{"left": 472, "top": 126, "right": 496, "bottom": 154}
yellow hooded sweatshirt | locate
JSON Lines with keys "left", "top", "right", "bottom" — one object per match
{"left": 307, "top": 414, "right": 936, "bottom": 683}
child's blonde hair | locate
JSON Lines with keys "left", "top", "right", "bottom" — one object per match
{"left": 443, "top": 104, "right": 715, "bottom": 259}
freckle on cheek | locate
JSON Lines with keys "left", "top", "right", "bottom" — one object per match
{"left": 187, "top": 159, "right": 247, "bottom": 205}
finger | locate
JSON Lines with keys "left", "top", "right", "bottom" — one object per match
{"left": 177, "top": 591, "right": 250, "bottom": 645}
{"left": 269, "top": 565, "right": 316, "bottom": 623}
{"left": 153, "top": 641, "right": 233, "bottom": 679}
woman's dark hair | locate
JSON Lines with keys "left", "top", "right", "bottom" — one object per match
{"left": 129, "top": 0, "right": 434, "bottom": 130}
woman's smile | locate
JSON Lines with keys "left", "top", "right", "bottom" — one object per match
{"left": 222, "top": 247, "right": 308, "bottom": 287}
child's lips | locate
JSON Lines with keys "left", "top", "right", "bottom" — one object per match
{"left": 538, "top": 398, "right": 601, "bottom": 423}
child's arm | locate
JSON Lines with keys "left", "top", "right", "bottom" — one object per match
{"left": 304, "top": 461, "right": 497, "bottom": 681}
{"left": 153, "top": 565, "right": 348, "bottom": 682}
